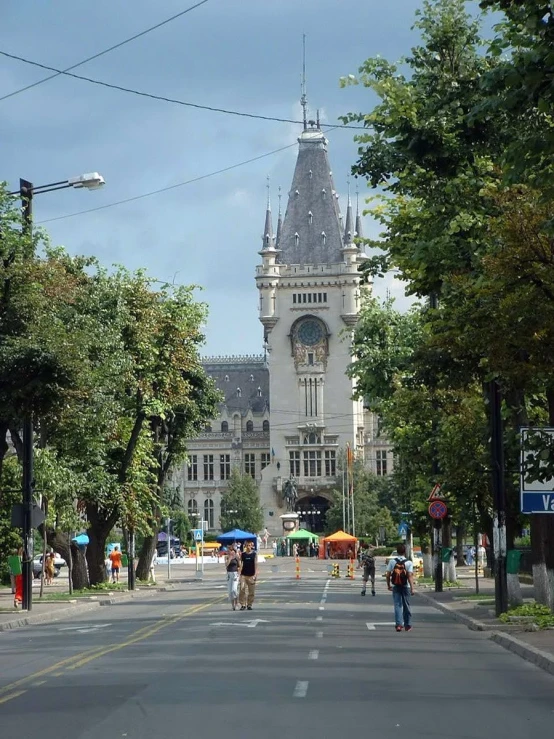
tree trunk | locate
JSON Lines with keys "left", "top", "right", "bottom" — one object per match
{"left": 45, "top": 530, "right": 89, "bottom": 591}
{"left": 455, "top": 524, "right": 465, "bottom": 565}
{"left": 136, "top": 532, "right": 158, "bottom": 581}
{"left": 0, "top": 422, "right": 9, "bottom": 480}
{"left": 85, "top": 504, "right": 118, "bottom": 585}
{"left": 532, "top": 387, "right": 554, "bottom": 611}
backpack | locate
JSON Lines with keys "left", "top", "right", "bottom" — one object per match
{"left": 362, "top": 552, "right": 375, "bottom": 569}
{"left": 391, "top": 557, "right": 408, "bottom": 586}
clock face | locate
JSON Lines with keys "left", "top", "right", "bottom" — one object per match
{"left": 297, "top": 319, "right": 324, "bottom": 346}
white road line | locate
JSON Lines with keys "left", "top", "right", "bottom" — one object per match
{"left": 316, "top": 616, "right": 323, "bottom": 621}
{"left": 308, "top": 650, "right": 319, "bottom": 660}
{"left": 293, "top": 681, "right": 309, "bottom": 698}
{"left": 316, "top": 630, "right": 323, "bottom": 638}
{"left": 318, "top": 606, "right": 325, "bottom": 611}
{"left": 366, "top": 622, "right": 396, "bottom": 630}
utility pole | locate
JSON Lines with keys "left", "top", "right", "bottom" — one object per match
{"left": 430, "top": 292, "right": 443, "bottom": 593}
{"left": 488, "top": 379, "right": 508, "bottom": 615}
{"left": 20, "top": 179, "right": 34, "bottom": 611}
{"left": 127, "top": 528, "right": 136, "bottom": 591}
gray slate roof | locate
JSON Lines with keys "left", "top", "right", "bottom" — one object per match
{"left": 277, "top": 128, "right": 344, "bottom": 265}
{"left": 203, "top": 357, "right": 269, "bottom": 416}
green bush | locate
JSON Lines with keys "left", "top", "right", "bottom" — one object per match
{"left": 499, "top": 602, "right": 554, "bottom": 628}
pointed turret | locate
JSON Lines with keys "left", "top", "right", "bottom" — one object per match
{"left": 344, "top": 187, "right": 354, "bottom": 244}
{"left": 277, "top": 123, "right": 344, "bottom": 264}
{"left": 275, "top": 186, "right": 283, "bottom": 248}
{"left": 355, "top": 194, "right": 364, "bottom": 240}
{"left": 261, "top": 177, "right": 275, "bottom": 251}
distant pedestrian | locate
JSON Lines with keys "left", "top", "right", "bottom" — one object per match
{"left": 45, "top": 552, "right": 56, "bottom": 586}
{"left": 149, "top": 551, "right": 157, "bottom": 583}
{"left": 358, "top": 543, "right": 376, "bottom": 596}
{"left": 272, "top": 540, "right": 277, "bottom": 555}
{"left": 262, "top": 527, "right": 269, "bottom": 548}
{"left": 386, "top": 543, "right": 414, "bottom": 632}
{"left": 225, "top": 544, "right": 241, "bottom": 610}
{"left": 109, "top": 545, "right": 122, "bottom": 583}
{"left": 238, "top": 540, "right": 258, "bottom": 611}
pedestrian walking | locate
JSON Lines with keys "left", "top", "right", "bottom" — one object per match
{"left": 109, "top": 545, "right": 122, "bottom": 583}
{"left": 386, "top": 543, "right": 415, "bottom": 632}
{"left": 225, "top": 544, "right": 241, "bottom": 610}
{"left": 358, "top": 542, "right": 376, "bottom": 596}
{"left": 238, "top": 540, "right": 257, "bottom": 611}
{"left": 45, "top": 552, "right": 56, "bottom": 586}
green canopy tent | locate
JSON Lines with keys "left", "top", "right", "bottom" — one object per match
{"left": 286, "top": 529, "right": 319, "bottom": 541}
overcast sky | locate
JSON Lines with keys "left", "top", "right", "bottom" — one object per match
{"left": 1, "top": 0, "right": 431, "bottom": 355}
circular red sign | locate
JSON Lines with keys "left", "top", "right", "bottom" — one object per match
{"left": 429, "top": 500, "right": 448, "bottom": 519}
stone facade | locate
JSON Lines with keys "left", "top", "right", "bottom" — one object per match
{"left": 173, "top": 123, "right": 393, "bottom": 534}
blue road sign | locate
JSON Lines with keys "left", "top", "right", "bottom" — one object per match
{"left": 521, "top": 492, "right": 554, "bottom": 514}
{"left": 398, "top": 521, "right": 409, "bottom": 537}
{"left": 193, "top": 528, "right": 203, "bottom": 541}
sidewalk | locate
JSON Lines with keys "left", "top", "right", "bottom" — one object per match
{"left": 417, "top": 574, "right": 554, "bottom": 677}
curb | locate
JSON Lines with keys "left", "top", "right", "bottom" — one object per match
{"left": 418, "top": 592, "right": 554, "bottom": 677}
{"left": 0, "top": 587, "right": 171, "bottom": 632}
{"left": 490, "top": 632, "right": 554, "bottom": 676}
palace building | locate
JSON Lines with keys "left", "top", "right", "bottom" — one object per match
{"left": 172, "top": 119, "right": 392, "bottom": 535}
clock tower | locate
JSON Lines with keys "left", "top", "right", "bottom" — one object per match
{"left": 256, "top": 121, "right": 369, "bottom": 533}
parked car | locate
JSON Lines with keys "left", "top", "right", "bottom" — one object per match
{"left": 32, "top": 554, "right": 65, "bottom": 579}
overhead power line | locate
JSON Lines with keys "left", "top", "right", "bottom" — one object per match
{"left": 0, "top": 49, "right": 366, "bottom": 130}
{"left": 0, "top": 0, "right": 210, "bottom": 102}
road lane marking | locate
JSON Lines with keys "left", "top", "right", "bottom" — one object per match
{"left": 32, "top": 681, "right": 46, "bottom": 687}
{"left": 58, "top": 624, "right": 111, "bottom": 632}
{"left": 308, "top": 650, "right": 319, "bottom": 660}
{"left": 0, "top": 595, "right": 225, "bottom": 696}
{"left": 293, "top": 681, "right": 309, "bottom": 698}
{"left": 0, "top": 690, "right": 26, "bottom": 705}
{"left": 318, "top": 606, "right": 324, "bottom": 610}
{"left": 316, "top": 631, "right": 323, "bottom": 638}
{"left": 316, "top": 616, "right": 323, "bottom": 621}
{"left": 366, "top": 622, "right": 396, "bottom": 630}
{"left": 210, "top": 619, "right": 269, "bottom": 628}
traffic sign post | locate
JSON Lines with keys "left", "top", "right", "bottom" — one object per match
{"left": 428, "top": 500, "right": 448, "bottom": 520}
{"left": 428, "top": 483, "right": 445, "bottom": 501}
{"left": 520, "top": 427, "right": 554, "bottom": 513}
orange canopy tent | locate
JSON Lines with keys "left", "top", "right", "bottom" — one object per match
{"left": 323, "top": 530, "right": 358, "bottom": 543}
{"left": 322, "top": 530, "right": 358, "bottom": 559}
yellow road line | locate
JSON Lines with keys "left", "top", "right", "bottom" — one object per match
{"left": 0, "top": 595, "right": 224, "bottom": 697}
{"left": 0, "top": 690, "right": 26, "bottom": 705}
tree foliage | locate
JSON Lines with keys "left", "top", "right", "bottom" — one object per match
{"left": 219, "top": 469, "right": 264, "bottom": 535}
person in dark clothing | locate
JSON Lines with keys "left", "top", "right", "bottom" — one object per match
{"left": 238, "top": 540, "right": 258, "bottom": 611}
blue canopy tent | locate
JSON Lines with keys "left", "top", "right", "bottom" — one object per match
{"left": 72, "top": 533, "right": 89, "bottom": 547}
{"left": 216, "top": 529, "right": 257, "bottom": 548}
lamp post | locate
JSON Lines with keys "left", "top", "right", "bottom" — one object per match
{"left": 9, "top": 173, "right": 105, "bottom": 611}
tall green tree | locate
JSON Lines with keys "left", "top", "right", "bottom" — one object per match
{"left": 220, "top": 469, "right": 263, "bottom": 534}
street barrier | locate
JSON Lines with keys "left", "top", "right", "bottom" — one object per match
{"left": 295, "top": 556, "right": 301, "bottom": 580}
{"left": 347, "top": 559, "right": 355, "bottom": 579}
{"left": 331, "top": 563, "right": 340, "bottom": 578}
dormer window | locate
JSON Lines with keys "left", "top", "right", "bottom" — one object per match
{"left": 294, "top": 232, "right": 299, "bottom": 247}
{"left": 224, "top": 375, "right": 229, "bottom": 382}
{"left": 236, "top": 387, "right": 241, "bottom": 397}
{"left": 309, "top": 169, "right": 313, "bottom": 179}
{"left": 321, "top": 189, "right": 326, "bottom": 196}
{"left": 308, "top": 211, "right": 313, "bottom": 225}
{"left": 321, "top": 232, "right": 326, "bottom": 245}
{"left": 257, "top": 387, "right": 262, "bottom": 397}
{"left": 295, "top": 189, "right": 300, "bottom": 196}
{"left": 250, "top": 374, "right": 254, "bottom": 382}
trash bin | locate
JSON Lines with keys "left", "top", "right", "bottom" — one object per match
{"left": 121, "top": 554, "right": 129, "bottom": 568}
{"left": 441, "top": 547, "right": 453, "bottom": 564}
{"left": 507, "top": 549, "right": 522, "bottom": 575}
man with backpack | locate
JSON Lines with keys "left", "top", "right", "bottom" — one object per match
{"left": 386, "top": 543, "right": 415, "bottom": 632}
{"left": 358, "top": 542, "right": 376, "bottom": 596}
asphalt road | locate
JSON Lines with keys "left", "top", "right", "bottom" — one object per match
{"left": 0, "top": 562, "right": 553, "bottom": 739}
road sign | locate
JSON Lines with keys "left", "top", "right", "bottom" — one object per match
{"left": 10, "top": 503, "right": 45, "bottom": 529}
{"left": 193, "top": 528, "right": 203, "bottom": 541}
{"left": 520, "top": 427, "right": 554, "bottom": 513}
{"left": 429, "top": 500, "right": 448, "bottom": 520}
{"left": 398, "top": 521, "right": 408, "bottom": 538}
{"left": 428, "top": 484, "right": 444, "bottom": 501}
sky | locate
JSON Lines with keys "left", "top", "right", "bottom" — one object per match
{"left": 1, "top": 0, "right": 434, "bottom": 356}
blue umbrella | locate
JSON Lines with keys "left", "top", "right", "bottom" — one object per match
{"left": 72, "top": 533, "right": 89, "bottom": 546}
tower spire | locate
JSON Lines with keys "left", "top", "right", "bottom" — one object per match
{"left": 262, "top": 175, "right": 274, "bottom": 250}
{"left": 275, "top": 185, "right": 283, "bottom": 247}
{"left": 355, "top": 183, "right": 364, "bottom": 240}
{"left": 300, "top": 33, "right": 308, "bottom": 131}
{"left": 344, "top": 176, "right": 354, "bottom": 244}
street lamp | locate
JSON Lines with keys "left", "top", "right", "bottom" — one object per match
{"left": 8, "top": 173, "right": 106, "bottom": 611}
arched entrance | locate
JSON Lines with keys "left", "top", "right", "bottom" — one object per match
{"left": 295, "top": 495, "right": 330, "bottom": 534}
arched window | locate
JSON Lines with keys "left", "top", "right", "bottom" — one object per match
{"left": 187, "top": 499, "right": 198, "bottom": 518}
{"left": 263, "top": 420, "right": 269, "bottom": 432}
{"left": 204, "top": 499, "right": 214, "bottom": 529}
{"left": 303, "top": 432, "right": 321, "bottom": 444}
{"left": 246, "top": 420, "right": 254, "bottom": 432}
{"left": 221, "top": 421, "right": 229, "bottom": 432}
{"left": 236, "top": 387, "right": 241, "bottom": 397}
